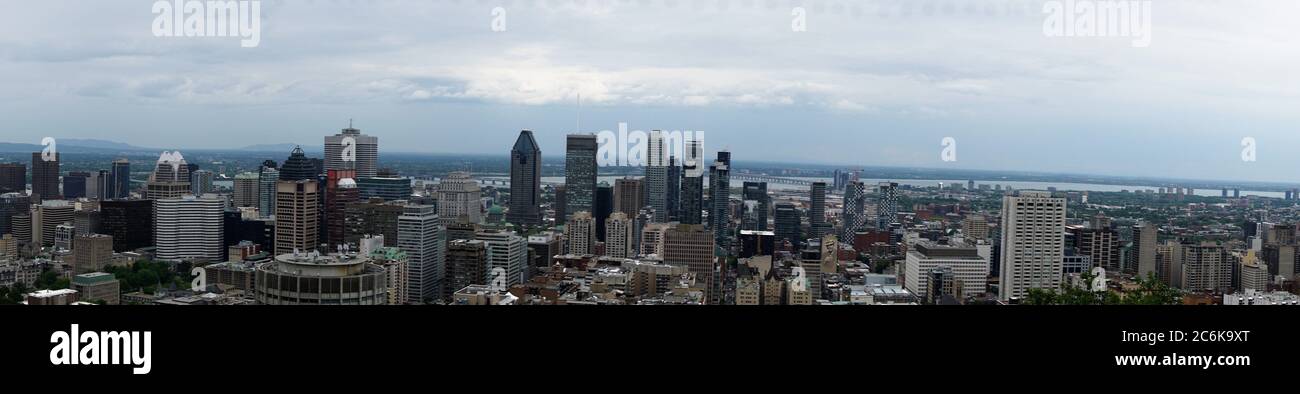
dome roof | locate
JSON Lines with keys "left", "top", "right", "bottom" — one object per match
{"left": 338, "top": 178, "right": 357, "bottom": 189}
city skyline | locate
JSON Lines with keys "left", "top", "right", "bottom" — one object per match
{"left": 1, "top": 1, "right": 1297, "bottom": 182}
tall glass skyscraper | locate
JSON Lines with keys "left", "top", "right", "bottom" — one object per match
{"left": 710, "top": 151, "right": 731, "bottom": 248}
{"left": 108, "top": 159, "right": 130, "bottom": 199}
{"left": 564, "top": 134, "right": 598, "bottom": 221}
{"left": 679, "top": 139, "right": 704, "bottom": 225}
{"left": 507, "top": 130, "right": 542, "bottom": 227}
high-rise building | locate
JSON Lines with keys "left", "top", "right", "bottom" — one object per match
{"left": 254, "top": 251, "right": 389, "bottom": 305}
{"left": 962, "top": 214, "right": 989, "bottom": 244}
{"left": 279, "top": 146, "right": 319, "bottom": 181}
{"left": 344, "top": 197, "right": 404, "bottom": 246}
{"left": 397, "top": 204, "right": 443, "bottom": 303}
{"left": 663, "top": 224, "right": 716, "bottom": 302}
{"left": 144, "top": 152, "right": 191, "bottom": 200}
{"left": 1134, "top": 223, "right": 1158, "bottom": 278}
{"left": 62, "top": 171, "right": 89, "bottom": 199}
{"left": 0, "top": 193, "right": 29, "bottom": 237}
{"left": 355, "top": 169, "right": 410, "bottom": 202}
{"left": 564, "top": 134, "right": 598, "bottom": 222}
{"left": 99, "top": 200, "right": 152, "bottom": 252}
{"left": 876, "top": 181, "right": 899, "bottom": 229}
{"left": 904, "top": 242, "right": 989, "bottom": 301}
{"left": 0, "top": 163, "right": 24, "bottom": 194}
{"left": 774, "top": 202, "right": 802, "bottom": 249}
{"left": 565, "top": 211, "right": 596, "bottom": 255}
{"left": 507, "top": 130, "right": 543, "bottom": 228}
{"left": 437, "top": 172, "right": 482, "bottom": 225}
{"left": 86, "top": 170, "right": 106, "bottom": 200}
{"left": 613, "top": 177, "right": 645, "bottom": 216}
{"left": 645, "top": 131, "right": 670, "bottom": 222}
{"left": 709, "top": 151, "right": 731, "bottom": 248}
{"left": 998, "top": 190, "right": 1067, "bottom": 300}
{"left": 34, "top": 200, "right": 74, "bottom": 247}
{"left": 742, "top": 182, "right": 769, "bottom": 231}
{"left": 808, "top": 182, "right": 827, "bottom": 240}
{"left": 679, "top": 139, "right": 704, "bottom": 225}
{"left": 446, "top": 239, "right": 487, "bottom": 298}
{"left": 274, "top": 180, "right": 319, "bottom": 255}
{"left": 108, "top": 159, "right": 131, "bottom": 199}
{"left": 154, "top": 195, "right": 224, "bottom": 262}
{"left": 595, "top": 182, "right": 613, "bottom": 242}
{"left": 30, "top": 151, "right": 60, "bottom": 202}
{"left": 639, "top": 222, "right": 670, "bottom": 256}
{"left": 324, "top": 170, "right": 359, "bottom": 249}
{"left": 1072, "top": 226, "right": 1121, "bottom": 273}
{"left": 325, "top": 124, "right": 379, "bottom": 179}
{"left": 1239, "top": 250, "right": 1269, "bottom": 292}
{"left": 232, "top": 172, "right": 260, "bottom": 208}
{"left": 840, "top": 181, "right": 865, "bottom": 241}
{"left": 258, "top": 166, "right": 280, "bottom": 218}
{"left": 476, "top": 230, "right": 528, "bottom": 288}
{"left": 190, "top": 169, "right": 214, "bottom": 196}
{"left": 605, "top": 212, "right": 634, "bottom": 258}
{"left": 1182, "top": 243, "right": 1231, "bottom": 293}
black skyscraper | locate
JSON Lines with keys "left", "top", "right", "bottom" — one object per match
{"left": 774, "top": 202, "right": 801, "bottom": 249}
{"left": 279, "top": 146, "right": 318, "bottom": 181}
{"left": 666, "top": 156, "right": 681, "bottom": 221}
{"left": 680, "top": 155, "right": 704, "bottom": 225}
{"left": 0, "top": 163, "right": 24, "bottom": 194}
{"left": 30, "top": 152, "right": 60, "bottom": 202}
{"left": 100, "top": 199, "right": 153, "bottom": 252}
{"left": 507, "top": 130, "right": 543, "bottom": 227}
{"left": 710, "top": 151, "right": 731, "bottom": 247}
{"left": 809, "top": 182, "right": 827, "bottom": 239}
{"left": 108, "top": 159, "right": 130, "bottom": 199}
{"left": 62, "top": 171, "right": 89, "bottom": 199}
{"left": 595, "top": 182, "right": 613, "bottom": 242}
{"left": 742, "top": 181, "right": 769, "bottom": 231}
{"left": 0, "top": 193, "right": 30, "bottom": 236}
{"left": 564, "top": 134, "right": 598, "bottom": 221}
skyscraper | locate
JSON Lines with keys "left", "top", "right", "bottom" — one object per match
{"left": 62, "top": 171, "right": 89, "bottom": 199}
{"left": 258, "top": 166, "right": 279, "bottom": 218}
{"left": 325, "top": 169, "right": 359, "bottom": 248}
{"left": 437, "top": 172, "right": 482, "bottom": 225}
{"left": 741, "top": 181, "right": 769, "bottom": 231}
{"left": 876, "top": 182, "right": 899, "bottom": 229}
{"left": 595, "top": 182, "right": 613, "bottom": 242}
{"left": 0, "top": 193, "right": 30, "bottom": 237}
{"left": 108, "top": 159, "right": 131, "bottom": 199}
{"left": 280, "top": 146, "right": 318, "bottom": 181}
{"left": 679, "top": 139, "right": 704, "bottom": 225}
{"left": 99, "top": 200, "right": 152, "bottom": 252}
{"left": 645, "top": 130, "right": 670, "bottom": 222}
{"left": 446, "top": 239, "right": 487, "bottom": 298}
{"left": 232, "top": 172, "right": 260, "bottom": 208}
{"left": 605, "top": 212, "right": 634, "bottom": 258}
{"left": 507, "top": 130, "right": 542, "bottom": 228}
{"left": 613, "top": 177, "right": 645, "bottom": 216}
{"left": 398, "top": 204, "right": 444, "bottom": 303}
{"left": 324, "top": 123, "right": 379, "bottom": 179}
{"left": 998, "top": 190, "right": 1067, "bottom": 300}
{"left": 842, "top": 182, "right": 867, "bottom": 242}
{"left": 774, "top": 201, "right": 802, "bottom": 249}
{"left": 710, "top": 151, "right": 731, "bottom": 248}
{"left": 1134, "top": 223, "right": 1158, "bottom": 278}
{"left": 30, "top": 151, "right": 60, "bottom": 202}
{"left": 154, "top": 195, "right": 224, "bottom": 262}
{"left": 1182, "top": 243, "right": 1231, "bottom": 293}
{"left": 274, "top": 179, "right": 319, "bottom": 255}
{"left": 808, "top": 182, "right": 827, "bottom": 240}
{"left": 565, "top": 211, "right": 596, "bottom": 255}
{"left": 564, "top": 134, "right": 598, "bottom": 222}
{"left": 144, "top": 152, "right": 190, "bottom": 200}
{"left": 190, "top": 169, "right": 214, "bottom": 196}
{"left": 0, "top": 163, "right": 25, "bottom": 194}
{"left": 476, "top": 230, "right": 528, "bottom": 288}
{"left": 663, "top": 224, "right": 716, "bottom": 302}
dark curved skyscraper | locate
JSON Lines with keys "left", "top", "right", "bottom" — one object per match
{"left": 279, "top": 146, "right": 318, "bottom": 181}
{"left": 507, "top": 130, "right": 542, "bottom": 227}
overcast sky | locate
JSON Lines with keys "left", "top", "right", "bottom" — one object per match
{"left": 1, "top": 0, "right": 1297, "bottom": 182}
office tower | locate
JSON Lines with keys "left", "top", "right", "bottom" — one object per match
{"left": 1072, "top": 226, "right": 1121, "bottom": 272}
{"left": 904, "top": 241, "right": 989, "bottom": 301}
{"left": 639, "top": 222, "right": 670, "bottom": 256}
{"left": 254, "top": 251, "right": 389, "bottom": 305}
{"left": 86, "top": 170, "right": 105, "bottom": 199}
{"left": 107, "top": 159, "right": 131, "bottom": 199}
{"left": 0, "top": 163, "right": 24, "bottom": 194}
{"left": 274, "top": 180, "right": 319, "bottom": 255}
{"left": 1239, "top": 250, "right": 1269, "bottom": 292}
{"left": 840, "top": 181, "right": 864, "bottom": 241}
{"left": 742, "top": 182, "right": 769, "bottom": 231}
{"left": 876, "top": 182, "right": 899, "bottom": 229}
{"left": 594, "top": 182, "right": 613, "bottom": 242}
{"left": 663, "top": 224, "right": 716, "bottom": 300}
{"left": 71, "top": 234, "right": 113, "bottom": 274}
{"left": 962, "top": 214, "right": 989, "bottom": 243}
{"left": 613, "top": 177, "right": 645, "bottom": 216}
{"left": 507, "top": 130, "right": 543, "bottom": 228}
{"left": 0, "top": 193, "right": 29, "bottom": 236}
{"left": 1182, "top": 243, "right": 1231, "bottom": 292}
{"left": 30, "top": 151, "right": 60, "bottom": 202}
{"left": 34, "top": 200, "right": 74, "bottom": 247}
{"left": 476, "top": 230, "right": 528, "bottom": 288}
{"left": 190, "top": 169, "right": 214, "bottom": 196}
{"left": 355, "top": 169, "right": 410, "bottom": 202}
{"left": 564, "top": 134, "right": 598, "bottom": 221}
{"left": 279, "top": 146, "right": 318, "bottom": 181}
{"left": 774, "top": 202, "right": 801, "bottom": 250}
{"left": 437, "top": 172, "right": 482, "bottom": 225}
{"left": 566, "top": 211, "right": 596, "bottom": 255}
{"left": 446, "top": 239, "right": 487, "bottom": 297}
{"left": 605, "top": 212, "right": 633, "bottom": 258}
{"left": 54, "top": 223, "right": 73, "bottom": 251}
{"left": 1221, "top": 188, "right": 1229, "bottom": 198}
{"left": 324, "top": 169, "right": 359, "bottom": 248}
{"left": 325, "top": 123, "right": 379, "bottom": 179}
{"left": 1233, "top": 188, "right": 1240, "bottom": 198}
{"left": 709, "top": 151, "right": 731, "bottom": 248}
{"left": 527, "top": 233, "right": 561, "bottom": 268}
{"left": 738, "top": 230, "right": 775, "bottom": 258}
{"left": 11, "top": 212, "right": 31, "bottom": 245}
{"left": 144, "top": 152, "right": 191, "bottom": 200}
{"left": 62, "top": 171, "right": 89, "bottom": 199}
{"left": 645, "top": 130, "right": 670, "bottom": 222}
{"left": 99, "top": 200, "right": 152, "bottom": 252}
{"left": 367, "top": 246, "right": 408, "bottom": 305}
{"left": 224, "top": 209, "right": 275, "bottom": 254}
{"left": 154, "top": 195, "right": 224, "bottom": 262}
{"left": 679, "top": 139, "right": 704, "bottom": 225}
{"left": 998, "top": 190, "right": 1066, "bottom": 300}
{"left": 1134, "top": 223, "right": 1158, "bottom": 278}
{"left": 808, "top": 182, "right": 827, "bottom": 239}
{"left": 398, "top": 204, "right": 443, "bottom": 303}
{"left": 233, "top": 172, "right": 260, "bottom": 208}
{"left": 258, "top": 167, "right": 280, "bottom": 217}
{"left": 344, "top": 197, "right": 404, "bottom": 246}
